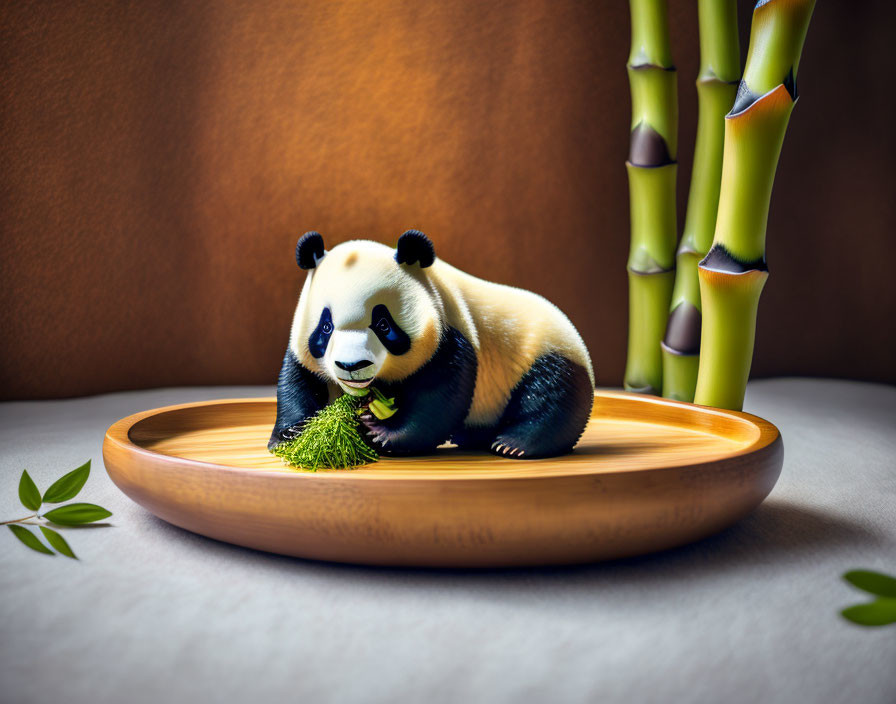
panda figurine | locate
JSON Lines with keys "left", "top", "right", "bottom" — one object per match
{"left": 269, "top": 230, "right": 595, "bottom": 459}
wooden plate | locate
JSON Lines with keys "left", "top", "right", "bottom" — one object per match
{"left": 103, "top": 392, "right": 782, "bottom": 567}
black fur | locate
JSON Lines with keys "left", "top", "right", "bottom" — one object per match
{"left": 395, "top": 230, "right": 435, "bottom": 268}
{"left": 452, "top": 353, "right": 593, "bottom": 458}
{"left": 369, "top": 303, "right": 411, "bottom": 356}
{"left": 308, "top": 307, "right": 334, "bottom": 359}
{"left": 296, "top": 231, "right": 325, "bottom": 269}
{"left": 270, "top": 329, "right": 592, "bottom": 460}
{"left": 268, "top": 349, "right": 329, "bottom": 450}
{"left": 357, "top": 327, "right": 477, "bottom": 455}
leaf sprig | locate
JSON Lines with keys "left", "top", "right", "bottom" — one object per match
{"left": 4, "top": 461, "right": 112, "bottom": 559}
{"left": 841, "top": 569, "right": 896, "bottom": 627}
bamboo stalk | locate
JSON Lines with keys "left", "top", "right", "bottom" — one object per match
{"left": 694, "top": 0, "right": 816, "bottom": 411}
{"left": 662, "top": 0, "right": 740, "bottom": 402}
{"left": 625, "top": 0, "right": 677, "bottom": 395}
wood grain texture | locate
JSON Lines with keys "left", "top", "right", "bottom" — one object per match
{"left": 103, "top": 391, "right": 783, "bottom": 567}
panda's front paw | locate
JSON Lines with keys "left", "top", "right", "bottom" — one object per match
{"left": 280, "top": 425, "right": 302, "bottom": 442}
{"left": 357, "top": 411, "right": 392, "bottom": 449}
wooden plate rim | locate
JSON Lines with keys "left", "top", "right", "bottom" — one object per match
{"left": 103, "top": 391, "right": 781, "bottom": 483}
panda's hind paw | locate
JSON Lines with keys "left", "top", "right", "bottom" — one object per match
{"left": 490, "top": 441, "right": 526, "bottom": 459}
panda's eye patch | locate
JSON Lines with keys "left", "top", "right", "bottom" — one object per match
{"left": 308, "top": 307, "right": 333, "bottom": 359}
{"left": 370, "top": 304, "right": 410, "bottom": 356}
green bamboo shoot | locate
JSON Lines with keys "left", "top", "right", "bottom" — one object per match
{"left": 625, "top": 0, "right": 677, "bottom": 395}
{"left": 694, "top": 0, "right": 816, "bottom": 410}
{"left": 662, "top": 0, "right": 739, "bottom": 402}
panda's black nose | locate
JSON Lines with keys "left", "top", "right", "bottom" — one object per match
{"left": 335, "top": 359, "right": 374, "bottom": 372}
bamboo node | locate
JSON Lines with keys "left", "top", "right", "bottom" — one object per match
{"left": 628, "top": 62, "right": 676, "bottom": 73}
{"left": 663, "top": 302, "right": 701, "bottom": 355}
{"left": 699, "top": 244, "right": 768, "bottom": 274}
{"left": 628, "top": 249, "right": 674, "bottom": 276}
{"left": 624, "top": 383, "right": 660, "bottom": 396}
{"left": 629, "top": 123, "right": 674, "bottom": 167}
{"left": 675, "top": 241, "right": 701, "bottom": 258}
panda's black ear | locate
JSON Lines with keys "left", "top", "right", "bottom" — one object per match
{"left": 395, "top": 230, "right": 435, "bottom": 268}
{"left": 296, "top": 231, "right": 325, "bottom": 269}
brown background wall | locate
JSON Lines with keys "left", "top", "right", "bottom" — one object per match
{"left": 1, "top": 1, "right": 893, "bottom": 400}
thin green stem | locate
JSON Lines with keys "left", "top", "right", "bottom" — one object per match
{"left": 629, "top": 0, "right": 673, "bottom": 69}
{"left": 661, "top": 0, "right": 739, "bottom": 402}
{"left": 1, "top": 515, "right": 37, "bottom": 525}
{"left": 625, "top": 0, "right": 677, "bottom": 396}
{"left": 742, "top": 0, "right": 815, "bottom": 97}
{"left": 698, "top": 0, "right": 740, "bottom": 83}
{"left": 694, "top": 0, "right": 816, "bottom": 410}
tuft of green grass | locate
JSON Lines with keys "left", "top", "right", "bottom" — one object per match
{"left": 271, "top": 394, "right": 379, "bottom": 471}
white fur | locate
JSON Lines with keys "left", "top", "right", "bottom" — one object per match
{"left": 324, "top": 329, "right": 386, "bottom": 396}
{"left": 289, "top": 239, "right": 595, "bottom": 425}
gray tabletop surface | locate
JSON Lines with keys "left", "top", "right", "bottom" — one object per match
{"left": 1, "top": 378, "right": 894, "bottom": 704}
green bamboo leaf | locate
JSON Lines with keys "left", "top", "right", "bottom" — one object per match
{"left": 18, "top": 469, "right": 42, "bottom": 511}
{"left": 843, "top": 570, "right": 896, "bottom": 598}
{"left": 42, "top": 460, "right": 91, "bottom": 503}
{"left": 42, "top": 503, "right": 111, "bottom": 526}
{"left": 8, "top": 525, "right": 54, "bottom": 555}
{"left": 841, "top": 599, "right": 896, "bottom": 627}
{"left": 39, "top": 526, "right": 77, "bottom": 559}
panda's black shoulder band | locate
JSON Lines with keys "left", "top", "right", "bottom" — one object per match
{"left": 395, "top": 230, "right": 435, "bottom": 268}
{"left": 296, "top": 231, "right": 325, "bottom": 269}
